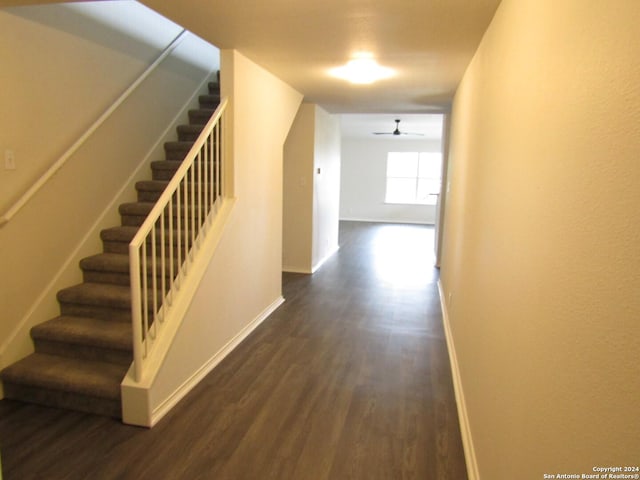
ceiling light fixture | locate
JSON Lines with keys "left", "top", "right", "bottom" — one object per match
{"left": 329, "top": 54, "right": 394, "bottom": 85}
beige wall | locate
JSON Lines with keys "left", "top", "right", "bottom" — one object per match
{"left": 283, "top": 104, "right": 340, "bottom": 273}
{"left": 311, "top": 106, "right": 340, "bottom": 269}
{"left": 0, "top": 2, "right": 218, "bottom": 373}
{"left": 283, "top": 104, "right": 315, "bottom": 272}
{"left": 441, "top": 0, "right": 640, "bottom": 478}
{"left": 147, "top": 49, "right": 303, "bottom": 414}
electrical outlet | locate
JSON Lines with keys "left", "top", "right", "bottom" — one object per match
{"left": 4, "top": 150, "right": 16, "bottom": 170}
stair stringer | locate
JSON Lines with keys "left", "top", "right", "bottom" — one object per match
{"left": 121, "top": 197, "right": 236, "bottom": 427}
{"left": 0, "top": 71, "right": 218, "bottom": 398}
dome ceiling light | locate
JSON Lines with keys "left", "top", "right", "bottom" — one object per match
{"left": 329, "top": 54, "right": 395, "bottom": 85}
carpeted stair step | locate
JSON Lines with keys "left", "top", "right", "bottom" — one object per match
{"left": 164, "top": 141, "right": 195, "bottom": 161}
{"left": 136, "top": 179, "right": 216, "bottom": 203}
{"left": 189, "top": 108, "right": 215, "bottom": 125}
{"left": 101, "top": 226, "right": 139, "bottom": 254}
{"left": 81, "top": 253, "right": 175, "bottom": 286}
{"left": 57, "top": 283, "right": 158, "bottom": 322}
{"left": 208, "top": 80, "right": 220, "bottom": 95}
{"left": 136, "top": 180, "right": 169, "bottom": 202}
{"left": 119, "top": 202, "right": 156, "bottom": 226}
{"left": 80, "top": 253, "right": 131, "bottom": 285}
{"left": 31, "top": 316, "right": 132, "bottom": 366}
{"left": 177, "top": 124, "right": 204, "bottom": 142}
{"left": 151, "top": 160, "right": 184, "bottom": 181}
{"left": 198, "top": 94, "right": 220, "bottom": 108}
{"left": 151, "top": 159, "right": 216, "bottom": 182}
{"left": 119, "top": 201, "right": 209, "bottom": 227}
{"left": 101, "top": 226, "right": 195, "bottom": 255}
{"left": 0, "top": 353, "right": 125, "bottom": 417}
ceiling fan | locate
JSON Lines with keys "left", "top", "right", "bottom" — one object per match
{"left": 373, "top": 119, "right": 424, "bottom": 136}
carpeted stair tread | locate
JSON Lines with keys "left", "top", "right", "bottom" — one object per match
{"left": 1, "top": 353, "right": 124, "bottom": 400}
{"left": 57, "top": 283, "right": 132, "bottom": 309}
{"left": 101, "top": 225, "right": 140, "bottom": 243}
{"left": 136, "top": 179, "right": 213, "bottom": 199}
{"left": 119, "top": 201, "right": 156, "bottom": 217}
{"left": 136, "top": 180, "right": 170, "bottom": 202}
{"left": 165, "top": 140, "right": 195, "bottom": 151}
{"left": 101, "top": 226, "right": 138, "bottom": 254}
{"left": 151, "top": 160, "right": 183, "bottom": 172}
{"left": 198, "top": 94, "right": 221, "bottom": 107}
{"left": 31, "top": 316, "right": 132, "bottom": 352}
{"left": 120, "top": 201, "right": 204, "bottom": 217}
{"left": 102, "top": 225, "right": 186, "bottom": 244}
{"left": 208, "top": 81, "right": 220, "bottom": 94}
{"left": 57, "top": 283, "right": 159, "bottom": 323}
{"left": 164, "top": 141, "right": 195, "bottom": 160}
{"left": 150, "top": 160, "right": 213, "bottom": 174}
{"left": 101, "top": 226, "right": 193, "bottom": 255}
{"left": 82, "top": 252, "right": 177, "bottom": 280}
{"left": 136, "top": 180, "right": 170, "bottom": 193}
{"left": 80, "top": 253, "right": 131, "bottom": 285}
{"left": 120, "top": 198, "right": 212, "bottom": 226}
{"left": 177, "top": 124, "right": 204, "bottom": 141}
{"left": 189, "top": 108, "right": 215, "bottom": 125}
{"left": 189, "top": 108, "right": 215, "bottom": 115}
{"left": 80, "top": 253, "right": 130, "bottom": 273}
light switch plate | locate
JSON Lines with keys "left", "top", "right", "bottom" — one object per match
{"left": 4, "top": 150, "right": 16, "bottom": 170}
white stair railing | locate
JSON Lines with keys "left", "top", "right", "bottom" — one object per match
{"left": 129, "top": 98, "right": 227, "bottom": 381}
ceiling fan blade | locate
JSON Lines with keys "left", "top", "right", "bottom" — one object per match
{"left": 371, "top": 119, "right": 424, "bottom": 136}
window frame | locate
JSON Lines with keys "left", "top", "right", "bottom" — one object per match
{"left": 384, "top": 151, "right": 442, "bottom": 206}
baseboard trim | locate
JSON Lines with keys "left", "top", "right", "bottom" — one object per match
{"left": 339, "top": 217, "right": 434, "bottom": 225}
{"left": 282, "top": 245, "right": 340, "bottom": 275}
{"left": 282, "top": 266, "right": 312, "bottom": 274}
{"left": 312, "top": 245, "right": 339, "bottom": 273}
{"left": 148, "top": 296, "right": 285, "bottom": 427}
{"left": 437, "top": 280, "right": 480, "bottom": 480}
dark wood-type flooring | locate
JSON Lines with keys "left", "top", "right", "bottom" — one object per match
{"left": 0, "top": 221, "right": 467, "bottom": 479}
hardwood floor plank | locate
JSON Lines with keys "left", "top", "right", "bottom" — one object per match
{"left": 0, "top": 221, "right": 467, "bottom": 480}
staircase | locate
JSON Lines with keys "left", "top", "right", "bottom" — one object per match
{"left": 0, "top": 77, "right": 221, "bottom": 419}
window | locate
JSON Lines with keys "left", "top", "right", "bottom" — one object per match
{"left": 385, "top": 152, "right": 442, "bottom": 205}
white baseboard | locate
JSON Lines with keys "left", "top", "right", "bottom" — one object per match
{"left": 148, "top": 296, "right": 285, "bottom": 427}
{"left": 312, "top": 245, "right": 339, "bottom": 273}
{"left": 282, "top": 266, "right": 312, "bottom": 274}
{"left": 282, "top": 245, "right": 339, "bottom": 275}
{"left": 437, "top": 280, "right": 480, "bottom": 480}
{"left": 339, "top": 216, "right": 434, "bottom": 225}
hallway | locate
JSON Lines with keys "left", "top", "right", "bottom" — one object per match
{"left": 0, "top": 221, "right": 467, "bottom": 479}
